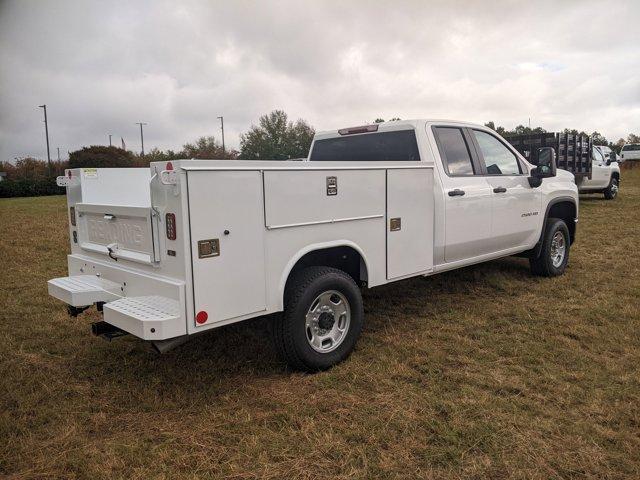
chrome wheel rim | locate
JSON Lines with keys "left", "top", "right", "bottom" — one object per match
{"left": 305, "top": 290, "right": 350, "bottom": 353}
{"left": 550, "top": 231, "right": 566, "bottom": 268}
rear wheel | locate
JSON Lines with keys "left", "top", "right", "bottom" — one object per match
{"left": 530, "top": 218, "right": 570, "bottom": 277}
{"left": 273, "top": 266, "right": 363, "bottom": 372}
{"left": 604, "top": 176, "right": 619, "bottom": 200}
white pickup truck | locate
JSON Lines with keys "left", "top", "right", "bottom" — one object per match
{"left": 575, "top": 145, "right": 620, "bottom": 199}
{"left": 49, "top": 120, "right": 578, "bottom": 371}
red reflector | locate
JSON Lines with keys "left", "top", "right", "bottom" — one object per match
{"left": 166, "top": 162, "right": 173, "bottom": 171}
{"left": 338, "top": 124, "right": 379, "bottom": 135}
{"left": 196, "top": 311, "right": 208, "bottom": 324}
{"left": 165, "top": 213, "right": 176, "bottom": 240}
{"left": 67, "top": 170, "right": 72, "bottom": 178}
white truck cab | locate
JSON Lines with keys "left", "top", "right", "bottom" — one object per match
{"left": 575, "top": 145, "right": 620, "bottom": 199}
{"left": 620, "top": 143, "right": 640, "bottom": 162}
{"left": 48, "top": 119, "right": 578, "bottom": 371}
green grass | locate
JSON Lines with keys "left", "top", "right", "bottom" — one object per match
{"left": 1, "top": 168, "right": 639, "bottom": 479}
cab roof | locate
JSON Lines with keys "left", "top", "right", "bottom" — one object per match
{"left": 313, "top": 119, "right": 486, "bottom": 141}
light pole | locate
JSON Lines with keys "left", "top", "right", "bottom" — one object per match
{"left": 38, "top": 104, "right": 51, "bottom": 174}
{"left": 108, "top": 134, "right": 112, "bottom": 146}
{"left": 136, "top": 122, "right": 147, "bottom": 156}
{"left": 217, "top": 116, "right": 225, "bottom": 154}
{"left": 57, "top": 147, "right": 60, "bottom": 162}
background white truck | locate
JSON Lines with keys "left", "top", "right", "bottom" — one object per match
{"left": 577, "top": 145, "right": 620, "bottom": 199}
{"left": 506, "top": 132, "right": 620, "bottom": 200}
{"left": 49, "top": 120, "right": 578, "bottom": 371}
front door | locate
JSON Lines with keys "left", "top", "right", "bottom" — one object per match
{"left": 469, "top": 129, "right": 542, "bottom": 251}
{"left": 432, "top": 126, "right": 494, "bottom": 263}
{"left": 583, "top": 146, "right": 609, "bottom": 189}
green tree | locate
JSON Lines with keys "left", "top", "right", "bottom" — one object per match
{"left": 240, "top": 110, "right": 315, "bottom": 160}
{"left": 182, "top": 136, "right": 236, "bottom": 159}
{"left": 627, "top": 133, "right": 640, "bottom": 144}
{"left": 373, "top": 117, "right": 401, "bottom": 123}
{"left": 68, "top": 146, "right": 134, "bottom": 169}
{"left": 590, "top": 131, "right": 608, "bottom": 146}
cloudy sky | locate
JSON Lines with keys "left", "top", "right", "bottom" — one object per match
{"left": 1, "top": 0, "right": 638, "bottom": 161}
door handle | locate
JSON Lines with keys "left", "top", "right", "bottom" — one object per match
{"left": 448, "top": 189, "right": 465, "bottom": 197}
{"left": 493, "top": 187, "right": 507, "bottom": 193}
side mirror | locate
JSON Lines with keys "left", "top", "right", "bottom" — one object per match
{"left": 528, "top": 147, "right": 557, "bottom": 188}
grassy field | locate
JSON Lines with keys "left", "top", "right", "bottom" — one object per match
{"left": 1, "top": 168, "right": 639, "bottom": 479}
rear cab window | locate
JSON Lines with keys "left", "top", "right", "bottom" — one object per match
{"left": 622, "top": 144, "right": 640, "bottom": 151}
{"left": 309, "top": 130, "right": 421, "bottom": 161}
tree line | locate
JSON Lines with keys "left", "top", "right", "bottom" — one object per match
{"left": 1, "top": 112, "right": 639, "bottom": 198}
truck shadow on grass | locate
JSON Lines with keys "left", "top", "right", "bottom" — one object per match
{"left": 76, "top": 256, "right": 534, "bottom": 389}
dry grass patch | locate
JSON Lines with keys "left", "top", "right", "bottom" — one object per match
{"left": 1, "top": 170, "right": 640, "bottom": 479}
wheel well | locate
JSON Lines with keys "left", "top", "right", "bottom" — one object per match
{"left": 612, "top": 172, "right": 620, "bottom": 181}
{"left": 548, "top": 201, "right": 576, "bottom": 244}
{"left": 286, "top": 246, "right": 368, "bottom": 289}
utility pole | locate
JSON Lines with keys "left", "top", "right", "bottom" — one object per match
{"left": 108, "top": 134, "right": 112, "bottom": 146}
{"left": 38, "top": 104, "right": 51, "bottom": 174}
{"left": 136, "top": 122, "right": 147, "bottom": 156}
{"left": 57, "top": 147, "right": 60, "bottom": 161}
{"left": 217, "top": 116, "right": 225, "bottom": 154}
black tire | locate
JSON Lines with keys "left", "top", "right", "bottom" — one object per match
{"left": 604, "top": 176, "right": 619, "bottom": 200}
{"left": 530, "top": 218, "right": 570, "bottom": 277}
{"left": 273, "top": 266, "right": 363, "bottom": 372}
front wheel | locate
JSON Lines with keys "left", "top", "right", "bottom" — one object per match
{"left": 273, "top": 266, "right": 364, "bottom": 372}
{"left": 604, "top": 176, "right": 619, "bottom": 200}
{"left": 530, "top": 218, "right": 570, "bottom": 277}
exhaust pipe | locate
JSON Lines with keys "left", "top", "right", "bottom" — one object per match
{"left": 151, "top": 335, "right": 190, "bottom": 354}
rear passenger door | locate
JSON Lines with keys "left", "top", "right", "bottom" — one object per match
{"left": 469, "top": 129, "right": 541, "bottom": 252}
{"left": 432, "top": 126, "right": 494, "bottom": 263}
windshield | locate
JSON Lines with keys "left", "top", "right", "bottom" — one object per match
{"left": 309, "top": 130, "right": 421, "bottom": 161}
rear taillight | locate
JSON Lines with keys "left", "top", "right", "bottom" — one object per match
{"left": 166, "top": 213, "right": 176, "bottom": 240}
{"left": 69, "top": 207, "right": 76, "bottom": 226}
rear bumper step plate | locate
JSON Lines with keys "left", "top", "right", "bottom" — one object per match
{"left": 103, "top": 296, "right": 181, "bottom": 340}
{"left": 48, "top": 275, "right": 121, "bottom": 306}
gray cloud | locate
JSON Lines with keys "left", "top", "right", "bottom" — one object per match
{"left": 1, "top": 0, "right": 638, "bottom": 161}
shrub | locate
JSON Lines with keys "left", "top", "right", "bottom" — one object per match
{"left": 0, "top": 177, "right": 64, "bottom": 198}
{"left": 68, "top": 146, "right": 134, "bottom": 169}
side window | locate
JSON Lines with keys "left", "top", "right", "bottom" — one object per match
{"left": 592, "top": 147, "right": 604, "bottom": 163}
{"left": 473, "top": 130, "right": 521, "bottom": 175}
{"left": 434, "top": 127, "right": 475, "bottom": 175}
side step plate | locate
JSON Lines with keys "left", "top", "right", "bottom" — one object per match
{"left": 48, "top": 275, "right": 121, "bottom": 306}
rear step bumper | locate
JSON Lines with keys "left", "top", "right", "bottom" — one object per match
{"left": 103, "top": 296, "right": 181, "bottom": 340}
{"left": 48, "top": 261, "right": 187, "bottom": 341}
{"left": 48, "top": 275, "right": 121, "bottom": 306}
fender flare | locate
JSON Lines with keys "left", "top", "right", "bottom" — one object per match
{"left": 276, "top": 240, "right": 370, "bottom": 310}
{"left": 533, "top": 196, "right": 577, "bottom": 258}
